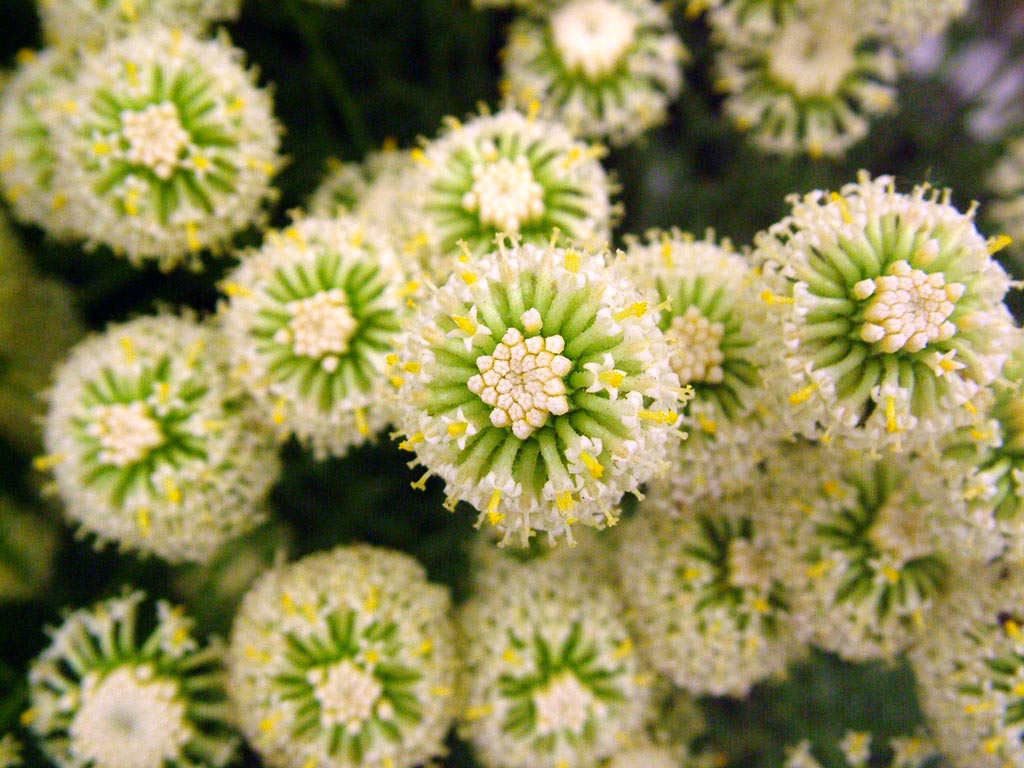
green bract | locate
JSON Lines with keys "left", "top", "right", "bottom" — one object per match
{"left": 27, "top": 590, "right": 237, "bottom": 768}
{"left": 228, "top": 545, "right": 458, "bottom": 768}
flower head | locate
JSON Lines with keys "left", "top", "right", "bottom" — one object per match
{"left": 714, "top": 7, "right": 898, "bottom": 158}
{"left": 0, "top": 48, "right": 78, "bottom": 238}
{"left": 391, "top": 237, "right": 684, "bottom": 546}
{"left": 624, "top": 230, "right": 789, "bottom": 503}
{"left": 227, "top": 545, "right": 458, "bottom": 768}
{"left": 27, "top": 590, "right": 237, "bottom": 768}
{"left": 501, "top": 0, "right": 686, "bottom": 145}
{"left": 52, "top": 28, "right": 282, "bottom": 269}
{"left": 42, "top": 313, "right": 280, "bottom": 563}
{"left": 220, "top": 216, "right": 406, "bottom": 458}
{"left": 753, "top": 172, "right": 1014, "bottom": 453}
{"left": 616, "top": 489, "right": 798, "bottom": 697}
{"left": 458, "top": 557, "right": 650, "bottom": 768}
{"left": 409, "top": 107, "right": 615, "bottom": 271}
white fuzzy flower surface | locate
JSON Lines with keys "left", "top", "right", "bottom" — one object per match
{"left": 42, "top": 314, "right": 279, "bottom": 563}
{"left": 52, "top": 28, "right": 282, "bottom": 269}
{"left": 228, "top": 545, "right": 458, "bottom": 768}
{"left": 501, "top": 0, "right": 686, "bottom": 144}
{"left": 27, "top": 590, "right": 237, "bottom": 768}
{"left": 391, "top": 238, "right": 684, "bottom": 546}
{"left": 753, "top": 172, "right": 1014, "bottom": 453}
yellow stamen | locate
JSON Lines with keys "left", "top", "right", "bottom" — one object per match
{"left": 599, "top": 370, "right": 625, "bottom": 388}
{"left": 19, "top": 709, "right": 36, "bottom": 726}
{"left": 788, "top": 383, "right": 817, "bottom": 405}
{"left": 416, "top": 639, "right": 434, "bottom": 656}
{"left": 882, "top": 566, "right": 901, "bottom": 584}
{"left": 502, "top": 648, "right": 521, "bottom": 664}
{"left": 885, "top": 396, "right": 900, "bottom": 433}
{"left": 136, "top": 507, "right": 151, "bottom": 537}
{"left": 245, "top": 645, "right": 272, "bottom": 663}
{"left": 451, "top": 314, "right": 477, "bottom": 335}
{"left": 364, "top": 585, "right": 380, "bottom": 613}
{"left": 760, "top": 290, "right": 794, "bottom": 306}
{"left": 164, "top": 478, "right": 181, "bottom": 504}
{"left": 461, "top": 270, "right": 477, "bottom": 285}
{"left": 223, "top": 281, "right": 253, "bottom": 298}
{"left": 580, "top": 452, "right": 604, "bottom": 479}
{"left": 281, "top": 592, "right": 297, "bottom": 614}
{"left": 614, "top": 302, "right": 647, "bottom": 321}
{"left": 556, "top": 491, "right": 575, "bottom": 511}
{"left": 32, "top": 453, "right": 65, "bottom": 471}
{"left": 120, "top": 335, "right": 136, "bottom": 363}
{"left": 398, "top": 432, "right": 424, "bottom": 451}
{"left": 355, "top": 407, "right": 370, "bottom": 437}
{"left": 988, "top": 234, "right": 1013, "bottom": 255}
{"left": 464, "top": 704, "right": 493, "bottom": 721}
{"left": 259, "top": 714, "right": 281, "bottom": 734}
{"left": 614, "top": 638, "right": 633, "bottom": 659}
{"left": 272, "top": 397, "right": 287, "bottom": 425}
{"left": 697, "top": 413, "right": 717, "bottom": 435}
{"left": 563, "top": 249, "right": 580, "bottom": 273}
{"left": 638, "top": 409, "right": 677, "bottom": 424}
{"left": 448, "top": 421, "right": 468, "bottom": 437}
{"left": 487, "top": 489, "right": 504, "bottom": 525}
{"left": 830, "top": 192, "right": 853, "bottom": 224}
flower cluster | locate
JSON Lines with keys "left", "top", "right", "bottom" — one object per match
{"left": 228, "top": 545, "right": 458, "bottom": 768}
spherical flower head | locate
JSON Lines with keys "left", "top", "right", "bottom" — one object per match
{"left": 220, "top": 216, "right": 406, "bottom": 459}
{"left": 38, "top": 0, "right": 241, "bottom": 51}
{"left": 391, "top": 237, "right": 685, "bottom": 546}
{"left": 52, "top": 28, "right": 283, "bottom": 270}
{"left": 753, "top": 172, "right": 1014, "bottom": 454}
{"left": 501, "top": 0, "right": 686, "bottom": 145}
{"left": 714, "top": 7, "right": 898, "bottom": 158}
{"left": 0, "top": 499, "right": 60, "bottom": 603}
{"left": 0, "top": 213, "right": 84, "bottom": 454}
{"left": 910, "top": 566, "right": 1024, "bottom": 768}
{"left": 0, "top": 48, "right": 79, "bottom": 239}
{"left": 624, "top": 229, "right": 790, "bottom": 503}
{"left": 457, "top": 557, "right": 650, "bottom": 768}
{"left": 770, "top": 444, "right": 962, "bottom": 662}
{"left": 616, "top": 489, "right": 798, "bottom": 697}
{"left": 42, "top": 313, "right": 280, "bottom": 563}
{"left": 409, "top": 107, "right": 615, "bottom": 273}
{"left": 28, "top": 590, "right": 237, "bottom": 768}
{"left": 227, "top": 544, "right": 458, "bottom": 768}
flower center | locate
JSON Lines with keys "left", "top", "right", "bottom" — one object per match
{"left": 467, "top": 324, "right": 572, "bottom": 440}
{"left": 727, "top": 536, "right": 772, "bottom": 591}
{"left": 462, "top": 157, "right": 546, "bottom": 233}
{"left": 278, "top": 289, "right": 358, "bottom": 369}
{"left": 551, "top": 0, "right": 638, "bottom": 81}
{"left": 121, "top": 102, "right": 190, "bottom": 180}
{"left": 855, "top": 260, "right": 964, "bottom": 354}
{"left": 867, "top": 493, "right": 933, "bottom": 567}
{"left": 667, "top": 306, "right": 726, "bottom": 385}
{"left": 89, "top": 401, "right": 165, "bottom": 467}
{"left": 309, "top": 659, "right": 383, "bottom": 731}
{"left": 532, "top": 671, "right": 594, "bottom": 737}
{"left": 69, "top": 666, "right": 189, "bottom": 768}
{"left": 768, "top": 17, "right": 858, "bottom": 99}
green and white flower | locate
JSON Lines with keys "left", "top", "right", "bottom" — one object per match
{"left": 624, "top": 229, "right": 788, "bottom": 503}
{"left": 228, "top": 545, "right": 458, "bottom": 768}
{"left": 714, "top": 7, "right": 898, "bottom": 158}
{"left": 42, "top": 313, "right": 280, "bottom": 563}
{"left": 0, "top": 48, "right": 78, "bottom": 238}
{"left": 501, "top": 0, "right": 686, "bottom": 145}
{"left": 703, "top": 0, "right": 801, "bottom": 38}
{"left": 307, "top": 147, "right": 414, "bottom": 221}
{"left": 220, "top": 216, "right": 406, "bottom": 458}
{"left": 784, "top": 732, "right": 937, "bottom": 768}
{"left": 911, "top": 566, "right": 1024, "bottom": 768}
{"left": 391, "top": 237, "right": 684, "bottom": 546}
{"left": 37, "top": 0, "right": 241, "bottom": 51}
{"left": 27, "top": 590, "right": 237, "bottom": 768}
{"left": 753, "top": 172, "right": 1014, "bottom": 453}
{"left": 458, "top": 557, "right": 650, "bottom": 768}
{"left": 857, "top": 0, "right": 968, "bottom": 49}
{"left": 616, "top": 490, "right": 798, "bottom": 697}
{"left": 409, "top": 107, "right": 615, "bottom": 273}
{"left": 772, "top": 444, "right": 960, "bottom": 661}
{"left": 52, "top": 28, "right": 282, "bottom": 269}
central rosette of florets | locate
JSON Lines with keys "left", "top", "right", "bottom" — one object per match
{"left": 467, "top": 313, "right": 572, "bottom": 439}
{"left": 551, "top": 0, "right": 639, "bottom": 81}
{"left": 88, "top": 401, "right": 165, "bottom": 467}
{"left": 463, "top": 157, "right": 546, "bottom": 234}
{"left": 279, "top": 288, "right": 358, "bottom": 369}
{"left": 121, "top": 101, "right": 190, "bottom": 180}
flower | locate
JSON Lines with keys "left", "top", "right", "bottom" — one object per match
{"left": 51, "top": 28, "right": 282, "bottom": 269}
{"left": 27, "top": 590, "right": 237, "bottom": 768}
{"left": 390, "top": 237, "right": 684, "bottom": 546}
{"left": 457, "top": 556, "right": 650, "bottom": 768}
{"left": 38, "top": 0, "right": 241, "bottom": 51}
{"left": 752, "top": 172, "right": 1014, "bottom": 453}
{"left": 42, "top": 313, "right": 280, "bottom": 563}
{"left": 910, "top": 566, "right": 1024, "bottom": 768}
{"left": 616, "top": 488, "right": 799, "bottom": 697}
{"left": 408, "top": 106, "right": 615, "bottom": 272}
{"left": 857, "top": 0, "right": 969, "bottom": 49}
{"left": 501, "top": 0, "right": 686, "bottom": 145}
{"left": 0, "top": 499, "right": 60, "bottom": 603}
{"left": 227, "top": 544, "right": 458, "bottom": 768}
{"left": 704, "top": 0, "right": 802, "bottom": 38}
{"left": 0, "top": 48, "right": 78, "bottom": 238}
{"left": 783, "top": 733, "right": 936, "bottom": 768}
{"left": 714, "top": 6, "right": 898, "bottom": 158}
{"left": 220, "top": 216, "right": 406, "bottom": 458}
{"left": 770, "top": 444, "right": 961, "bottom": 662}
{"left": 624, "top": 229, "right": 789, "bottom": 503}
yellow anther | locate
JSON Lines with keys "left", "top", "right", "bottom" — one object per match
{"left": 364, "top": 649, "right": 380, "bottom": 664}
{"left": 120, "top": 335, "right": 137, "bottom": 363}
{"left": 52, "top": 192, "right": 67, "bottom": 210}
{"left": 580, "top": 451, "right": 604, "bottom": 479}
{"left": 272, "top": 398, "right": 287, "bottom": 425}
{"left": 431, "top": 686, "right": 452, "bottom": 697}
{"left": 807, "top": 142, "right": 824, "bottom": 161}
{"left": 32, "top": 453, "right": 65, "bottom": 471}
{"left": 464, "top": 704, "right": 493, "bottom": 721}
{"left": 259, "top": 714, "right": 282, "bottom": 734}
{"left": 186, "top": 221, "right": 200, "bottom": 252}
{"left": 788, "top": 383, "right": 817, "bottom": 405}
{"left": 487, "top": 489, "right": 504, "bottom": 525}
{"left": 614, "top": 638, "right": 633, "bottom": 659}
{"left": 830, "top": 192, "right": 853, "bottom": 224}
{"left": 390, "top": 375, "right": 405, "bottom": 389}
{"left": 136, "top": 507, "right": 151, "bottom": 537}
{"left": 599, "top": 370, "right": 625, "bottom": 388}
{"left": 223, "top": 281, "right": 254, "bottom": 298}
{"left": 984, "top": 736, "right": 1004, "bottom": 754}
{"left": 939, "top": 358, "right": 959, "bottom": 372}
{"left": 527, "top": 100, "right": 542, "bottom": 121}
{"left": 885, "top": 396, "right": 901, "bottom": 433}
{"left": 124, "top": 61, "right": 139, "bottom": 88}
{"left": 697, "top": 413, "right": 717, "bottom": 435}
{"left": 398, "top": 432, "right": 424, "bottom": 451}
{"left": 822, "top": 480, "right": 843, "bottom": 497}
{"left": 302, "top": 602, "right": 317, "bottom": 622}
{"left": 1013, "top": 682, "right": 1024, "bottom": 697}
{"left": 556, "top": 491, "right": 575, "bottom": 512}
{"left": 171, "top": 625, "right": 189, "bottom": 646}
{"left": 402, "top": 361, "right": 421, "bottom": 374}
{"left": 562, "top": 146, "right": 583, "bottom": 169}
{"left": 451, "top": 314, "right": 477, "bottom": 335}
{"left": 682, "top": 566, "right": 701, "bottom": 580}
{"left": 753, "top": 597, "right": 770, "bottom": 613}
{"left": 965, "top": 701, "right": 994, "bottom": 714}
{"left": 416, "top": 639, "right": 434, "bottom": 656}
{"left": 364, "top": 585, "right": 380, "bottom": 613}
{"left": 461, "top": 270, "right": 477, "bottom": 285}
{"left": 15, "top": 48, "right": 36, "bottom": 65}
{"left": 245, "top": 644, "right": 272, "bottom": 663}
{"left": 302, "top": 758, "right": 318, "bottom": 768}
{"left": 760, "top": 290, "right": 794, "bottom": 306}
{"left": 192, "top": 154, "right": 211, "bottom": 172}
{"left": 411, "top": 471, "right": 431, "bottom": 490}
{"left": 638, "top": 410, "right": 677, "bottom": 424}
{"left": 882, "top": 566, "right": 900, "bottom": 584}
{"left": 1004, "top": 619, "right": 1022, "bottom": 640}
{"left": 964, "top": 400, "right": 979, "bottom": 415}
{"left": 281, "top": 592, "right": 297, "bottom": 614}
{"left": 806, "top": 560, "right": 833, "bottom": 579}
{"left": 989, "top": 234, "right": 1013, "bottom": 255}
{"left": 19, "top": 709, "right": 36, "bottom": 726}
{"left": 502, "top": 648, "right": 521, "bottom": 664}
{"left": 448, "top": 421, "right": 468, "bottom": 437}
{"left": 119, "top": 0, "right": 137, "bottom": 21}
{"left": 386, "top": 353, "right": 399, "bottom": 366}
{"left": 563, "top": 249, "right": 580, "bottom": 273}
{"left": 970, "top": 428, "right": 993, "bottom": 442}
{"left": 410, "top": 148, "right": 431, "bottom": 166}
{"left": 164, "top": 478, "right": 181, "bottom": 504}
{"left": 614, "top": 302, "right": 647, "bottom": 321}
{"left": 355, "top": 408, "right": 370, "bottom": 437}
